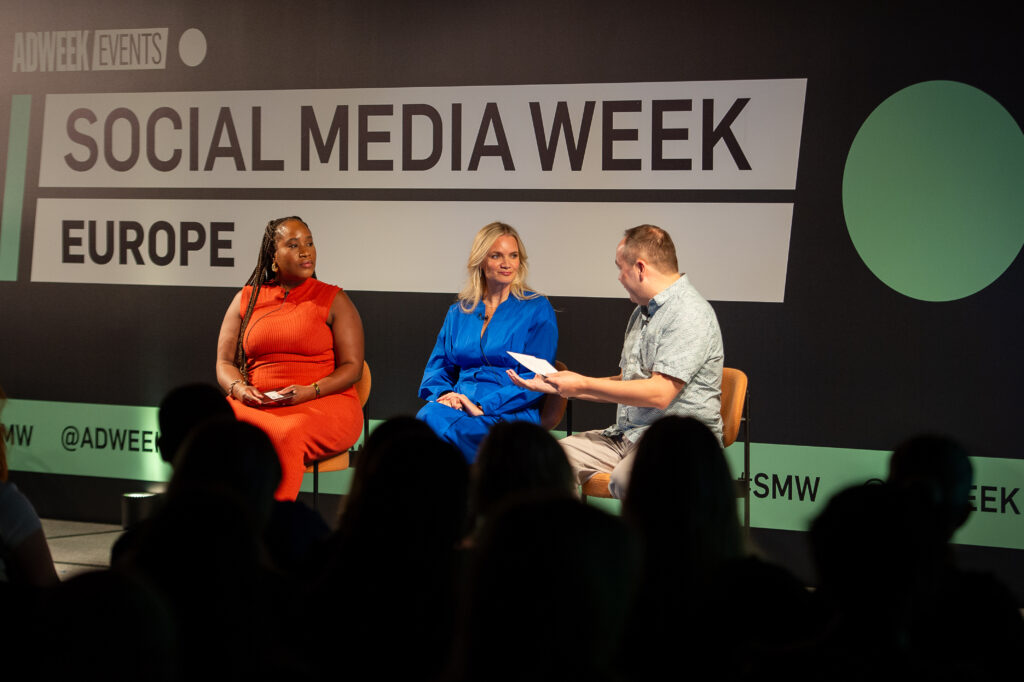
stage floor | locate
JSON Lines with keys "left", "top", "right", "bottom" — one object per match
{"left": 36, "top": 518, "right": 1024, "bottom": 618}
{"left": 42, "top": 519, "right": 121, "bottom": 580}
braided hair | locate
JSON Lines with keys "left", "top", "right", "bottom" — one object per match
{"left": 234, "top": 216, "right": 308, "bottom": 381}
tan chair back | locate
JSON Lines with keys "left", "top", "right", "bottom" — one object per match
{"left": 538, "top": 360, "right": 568, "bottom": 430}
{"left": 720, "top": 368, "right": 748, "bottom": 448}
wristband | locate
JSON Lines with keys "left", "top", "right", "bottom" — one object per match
{"left": 312, "top": 382, "right": 321, "bottom": 398}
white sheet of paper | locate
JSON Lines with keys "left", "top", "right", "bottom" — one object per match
{"left": 507, "top": 352, "right": 558, "bottom": 376}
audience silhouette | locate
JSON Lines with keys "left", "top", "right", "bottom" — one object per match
{"left": 887, "top": 435, "right": 1024, "bottom": 676}
{"left": 4, "top": 385, "right": 1022, "bottom": 682}
{"left": 155, "top": 383, "right": 235, "bottom": 466}
{"left": 113, "top": 417, "right": 292, "bottom": 679}
{"left": 621, "top": 416, "right": 817, "bottom": 681}
{"left": 307, "top": 416, "right": 469, "bottom": 682}
{"left": 465, "top": 420, "right": 575, "bottom": 543}
{"left": 452, "top": 495, "right": 640, "bottom": 682}
{"left": 0, "top": 382, "right": 59, "bottom": 587}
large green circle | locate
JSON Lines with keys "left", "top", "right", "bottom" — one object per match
{"left": 842, "top": 80, "right": 1024, "bottom": 301}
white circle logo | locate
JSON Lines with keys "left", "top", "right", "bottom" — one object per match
{"left": 178, "top": 28, "right": 207, "bottom": 67}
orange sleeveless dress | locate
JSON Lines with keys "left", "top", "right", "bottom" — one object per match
{"left": 229, "top": 278, "right": 363, "bottom": 501}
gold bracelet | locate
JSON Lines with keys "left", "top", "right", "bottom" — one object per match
{"left": 312, "top": 382, "right": 320, "bottom": 398}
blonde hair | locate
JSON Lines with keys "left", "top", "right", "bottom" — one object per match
{"left": 458, "top": 222, "right": 540, "bottom": 313}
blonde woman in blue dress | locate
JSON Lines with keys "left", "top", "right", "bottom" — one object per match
{"left": 417, "top": 222, "right": 558, "bottom": 462}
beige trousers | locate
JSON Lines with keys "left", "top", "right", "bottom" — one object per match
{"left": 559, "top": 430, "right": 638, "bottom": 500}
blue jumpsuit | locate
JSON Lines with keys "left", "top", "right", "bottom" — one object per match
{"left": 417, "top": 294, "right": 558, "bottom": 462}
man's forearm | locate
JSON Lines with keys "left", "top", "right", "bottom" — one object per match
{"left": 567, "top": 373, "right": 682, "bottom": 410}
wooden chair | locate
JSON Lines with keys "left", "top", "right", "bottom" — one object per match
{"left": 580, "top": 367, "right": 751, "bottom": 529}
{"left": 305, "top": 360, "right": 372, "bottom": 511}
{"left": 722, "top": 368, "right": 751, "bottom": 530}
{"left": 539, "top": 360, "right": 571, "bottom": 431}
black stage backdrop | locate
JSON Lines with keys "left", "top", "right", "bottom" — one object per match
{"left": 1, "top": 0, "right": 1021, "bottom": 594}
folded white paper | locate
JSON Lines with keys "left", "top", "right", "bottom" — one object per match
{"left": 507, "top": 351, "right": 558, "bottom": 376}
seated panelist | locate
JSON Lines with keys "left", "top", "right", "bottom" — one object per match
{"left": 509, "top": 224, "right": 724, "bottom": 499}
{"left": 417, "top": 222, "right": 558, "bottom": 462}
{"left": 215, "top": 216, "right": 365, "bottom": 501}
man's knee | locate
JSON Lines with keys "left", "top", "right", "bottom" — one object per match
{"left": 559, "top": 431, "right": 616, "bottom": 485}
{"left": 608, "top": 466, "right": 629, "bottom": 499}
{"left": 608, "top": 448, "right": 636, "bottom": 500}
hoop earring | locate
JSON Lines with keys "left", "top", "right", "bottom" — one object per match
{"left": 271, "top": 262, "right": 279, "bottom": 272}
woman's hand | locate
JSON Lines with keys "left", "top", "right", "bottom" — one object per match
{"left": 233, "top": 383, "right": 268, "bottom": 406}
{"left": 276, "top": 384, "right": 318, "bottom": 406}
{"left": 436, "top": 392, "right": 467, "bottom": 410}
{"left": 434, "top": 392, "right": 483, "bottom": 416}
{"left": 456, "top": 394, "right": 484, "bottom": 416}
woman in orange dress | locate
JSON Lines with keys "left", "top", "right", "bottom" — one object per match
{"left": 215, "top": 216, "right": 364, "bottom": 501}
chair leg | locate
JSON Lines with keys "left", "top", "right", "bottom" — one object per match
{"left": 313, "top": 460, "right": 320, "bottom": 512}
{"left": 742, "top": 389, "right": 751, "bottom": 530}
{"left": 363, "top": 405, "right": 370, "bottom": 448}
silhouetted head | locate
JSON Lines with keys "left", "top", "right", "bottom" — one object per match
{"left": 339, "top": 417, "right": 468, "bottom": 553}
{"left": 167, "top": 416, "right": 281, "bottom": 526}
{"left": 625, "top": 416, "right": 742, "bottom": 573}
{"left": 157, "top": 383, "right": 235, "bottom": 465}
{"left": 810, "top": 482, "right": 938, "bottom": 632}
{"left": 458, "top": 496, "right": 640, "bottom": 681}
{"left": 470, "top": 421, "right": 574, "bottom": 524}
{"left": 315, "top": 418, "right": 468, "bottom": 682}
{"left": 888, "top": 434, "right": 973, "bottom": 540}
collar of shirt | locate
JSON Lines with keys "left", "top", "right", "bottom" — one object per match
{"left": 642, "top": 273, "right": 687, "bottom": 318}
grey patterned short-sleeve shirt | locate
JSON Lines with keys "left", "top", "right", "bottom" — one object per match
{"left": 603, "top": 274, "right": 724, "bottom": 444}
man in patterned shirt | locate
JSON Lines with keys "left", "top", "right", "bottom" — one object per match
{"left": 508, "top": 224, "right": 724, "bottom": 499}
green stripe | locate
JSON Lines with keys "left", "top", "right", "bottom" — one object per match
{"left": 4, "top": 398, "right": 168, "bottom": 481}
{"left": 5, "top": 399, "right": 1023, "bottom": 550}
{"left": 578, "top": 440, "right": 1024, "bottom": 551}
{"left": 0, "top": 94, "right": 31, "bottom": 281}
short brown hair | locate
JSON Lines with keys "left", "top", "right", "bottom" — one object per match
{"left": 621, "top": 224, "right": 678, "bottom": 274}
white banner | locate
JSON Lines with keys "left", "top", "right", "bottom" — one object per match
{"left": 31, "top": 198, "right": 792, "bottom": 301}
{"left": 39, "top": 79, "right": 806, "bottom": 190}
